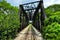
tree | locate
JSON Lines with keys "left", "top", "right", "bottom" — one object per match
{"left": 0, "top": 0, "right": 20, "bottom": 40}
{"left": 43, "top": 4, "right": 60, "bottom": 40}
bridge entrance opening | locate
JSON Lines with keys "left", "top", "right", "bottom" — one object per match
{"left": 29, "top": 20, "right": 32, "bottom": 24}
{"left": 19, "top": 0, "right": 47, "bottom": 32}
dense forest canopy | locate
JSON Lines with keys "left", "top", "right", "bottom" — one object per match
{"left": 0, "top": 0, "right": 20, "bottom": 40}
{"left": 45, "top": 4, "right": 60, "bottom": 17}
{"left": 43, "top": 4, "right": 60, "bottom": 40}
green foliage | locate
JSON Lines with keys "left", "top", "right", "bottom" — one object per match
{"left": 0, "top": 0, "right": 20, "bottom": 40}
{"left": 43, "top": 4, "right": 60, "bottom": 40}
{"left": 45, "top": 4, "right": 60, "bottom": 17}
{"left": 43, "top": 22, "right": 60, "bottom": 40}
{"left": 44, "top": 16, "right": 60, "bottom": 26}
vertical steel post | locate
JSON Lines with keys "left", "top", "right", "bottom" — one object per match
{"left": 19, "top": 5, "right": 22, "bottom": 31}
{"left": 40, "top": 0, "right": 47, "bottom": 32}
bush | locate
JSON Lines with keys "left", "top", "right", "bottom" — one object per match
{"left": 44, "top": 14, "right": 60, "bottom": 26}
{"left": 43, "top": 22, "right": 60, "bottom": 40}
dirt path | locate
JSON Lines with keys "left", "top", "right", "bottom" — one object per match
{"left": 25, "top": 25, "right": 35, "bottom": 40}
{"left": 14, "top": 24, "right": 43, "bottom": 40}
{"left": 14, "top": 24, "right": 30, "bottom": 40}
{"left": 32, "top": 26, "right": 43, "bottom": 40}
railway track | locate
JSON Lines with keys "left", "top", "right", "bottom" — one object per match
{"left": 14, "top": 24, "right": 43, "bottom": 40}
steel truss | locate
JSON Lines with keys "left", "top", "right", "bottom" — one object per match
{"left": 19, "top": 0, "right": 47, "bottom": 32}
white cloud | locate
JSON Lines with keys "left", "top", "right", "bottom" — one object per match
{"left": 54, "top": 0, "right": 60, "bottom": 4}
{"left": 44, "top": 0, "right": 60, "bottom": 8}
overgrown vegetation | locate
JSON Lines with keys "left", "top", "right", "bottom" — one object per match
{"left": 0, "top": 0, "right": 20, "bottom": 40}
{"left": 43, "top": 4, "right": 60, "bottom": 40}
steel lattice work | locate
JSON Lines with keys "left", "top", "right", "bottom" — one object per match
{"left": 19, "top": 0, "right": 47, "bottom": 32}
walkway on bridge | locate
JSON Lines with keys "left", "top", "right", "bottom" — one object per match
{"left": 14, "top": 24, "right": 43, "bottom": 40}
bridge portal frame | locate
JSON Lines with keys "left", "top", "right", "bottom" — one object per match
{"left": 19, "top": 0, "right": 47, "bottom": 32}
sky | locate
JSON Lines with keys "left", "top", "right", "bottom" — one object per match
{"left": 7, "top": 0, "right": 60, "bottom": 8}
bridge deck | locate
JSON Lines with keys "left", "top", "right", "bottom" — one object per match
{"left": 14, "top": 24, "right": 43, "bottom": 40}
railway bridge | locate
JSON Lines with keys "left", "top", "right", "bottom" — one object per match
{"left": 14, "top": 0, "right": 47, "bottom": 40}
